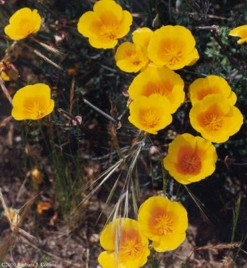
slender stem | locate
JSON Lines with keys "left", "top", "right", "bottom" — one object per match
{"left": 0, "top": 76, "right": 12, "bottom": 105}
{"left": 82, "top": 97, "right": 119, "bottom": 126}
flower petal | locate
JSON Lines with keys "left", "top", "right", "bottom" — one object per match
{"left": 98, "top": 251, "right": 116, "bottom": 268}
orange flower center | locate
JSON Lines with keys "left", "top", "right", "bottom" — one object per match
{"left": 132, "top": 60, "right": 141, "bottom": 66}
{"left": 197, "top": 87, "right": 218, "bottom": 100}
{"left": 197, "top": 105, "right": 224, "bottom": 133}
{"left": 124, "top": 48, "right": 142, "bottom": 66}
{"left": 142, "top": 81, "right": 173, "bottom": 97}
{"left": 98, "top": 12, "right": 120, "bottom": 40}
{"left": 106, "top": 32, "right": 117, "bottom": 40}
{"left": 139, "top": 108, "right": 161, "bottom": 129}
{"left": 119, "top": 230, "right": 144, "bottom": 260}
{"left": 160, "top": 40, "right": 183, "bottom": 65}
{"left": 99, "top": 26, "right": 117, "bottom": 40}
{"left": 24, "top": 98, "right": 46, "bottom": 119}
{"left": 176, "top": 146, "right": 202, "bottom": 175}
{"left": 149, "top": 207, "right": 174, "bottom": 236}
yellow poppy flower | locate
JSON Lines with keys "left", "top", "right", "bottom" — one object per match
{"left": 114, "top": 28, "right": 153, "bottom": 73}
{"left": 4, "top": 8, "right": 42, "bottom": 40}
{"left": 148, "top": 25, "right": 199, "bottom": 70}
{"left": 128, "top": 94, "right": 173, "bottom": 135}
{"left": 11, "top": 83, "right": 55, "bottom": 120}
{"left": 163, "top": 133, "right": 217, "bottom": 184}
{"left": 189, "top": 75, "right": 237, "bottom": 106}
{"left": 77, "top": 0, "right": 132, "bottom": 49}
{"left": 128, "top": 66, "right": 184, "bottom": 113}
{"left": 189, "top": 95, "right": 243, "bottom": 143}
{"left": 138, "top": 196, "right": 188, "bottom": 252}
{"left": 229, "top": 24, "right": 247, "bottom": 45}
{"left": 115, "top": 42, "right": 149, "bottom": 73}
{"left": 98, "top": 218, "right": 150, "bottom": 268}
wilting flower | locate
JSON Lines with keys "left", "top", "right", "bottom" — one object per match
{"left": 37, "top": 201, "right": 51, "bottom": 214}
{"left": 77, "top": 0, "right": 132, "bottom": 49}
{"left": 189, "top": 95, "right": 243, "bottom": 143}
{"left": 229, "top": 25, "right": 247, "bottom": 44}
{"left": 138, "top": 196, "right": 188, "bottom": 252}
{"left": 115, "top": 27, "right": 153, "bottom": 73}
{"left": 4, "top": 7, "right": 42, "bottom": 40}
{"left": 148, "top": 25, "right": 199, "bottom": 70}
{"left": 163, "top": 133, "right": 217, "bottom": 184}
{"left": 189, "top": 75, "right": 236, "bottom": 106}
{"left": 11, "top": 83, "right": 55, "bottom": 120}
{"left": 98, "top": 218, "right": 150, "bottom": 268}
{"left": 4, "top": 207, "right": 20, "bottom": 227}
{"left": 31, "top": 167, "right": 43, "bottom": 184}
{"left": 128, "top": 66, "right": 184, "bottom": 113}
{"left": 128, "top": 94, "right": 173, "bottom": 135}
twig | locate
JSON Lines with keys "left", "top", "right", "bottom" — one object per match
{"left": 184, "top": 185, "right": 211, "bottom": 223}
{"left": 195, "top": 242, "right": 241, "bottom": 252}
{"left": 0, "top": 76, "right": 12, "bottom": 105}
{"left": 30, "top": 36, "right": 64, "bottom": 56}
{"left": 69, "top": 75, "right": 76, "bottom": 114}
{"left": 21, "top": 42, "right": 63, "bottom": 70}
{"left": 82, "top": 96, "right": 120, "bottom": 127}
{"left": 0, "top": 188, "right": 13, "bottom": 228}
{"left": 33, "top": 48, "right": 63, "bottom": 70}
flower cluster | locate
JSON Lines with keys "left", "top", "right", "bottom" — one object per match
{"left": 115, "top": 27, "right": 152, "bottom": 73}
{"left": 128, "top": 66, "right": 185, "bottom": 134}
{"left": 98, "top": 196, "right": 188, "bottom": 268}
{"left": 188, "top": 75, "right": 243, "bottom": 143}
{"left": 163, "top": 75, "right": 243, "bottom": 184}
{"left": 76, "top": 1, "right": 200, "bottom": 135}
{"left": 75, "top": 1, "right": 243, "bottom": 187}
{"left": 115, "top": 25, "right": 199, "bottom": 73}
{"left": 3, "top": 2, "right": 245, "bottom": 267}
{"left": 3, "top": 8, "right": 55, "bottom": 121}
{"left": 124, "top": 25, "right": 199, "bottom": 134}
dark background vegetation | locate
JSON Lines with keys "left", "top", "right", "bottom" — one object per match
{"left": 0, "top": 0, "right": 247, "bottom": 267}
